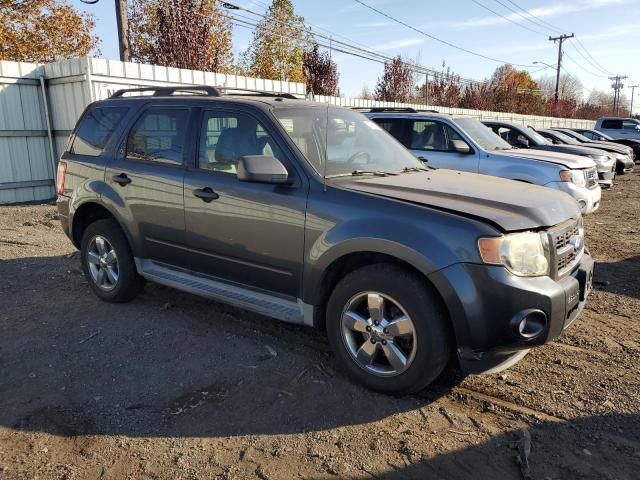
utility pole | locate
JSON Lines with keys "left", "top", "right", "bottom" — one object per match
{"left": 115, "top": 0, "right": 130, "bottom": 62}
{"left": 630, "top": 84, "right": 639, "bottom": 115}
{"left": 548, "top": 33, "right": 574, "bottom": 104}
{"left": 609, "top": 75, "right": 628, "bottom": 115}
{"left": 81, "top": 0, "right": 129, "bottom": 61}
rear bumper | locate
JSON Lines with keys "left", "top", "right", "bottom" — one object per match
{"left": 56, "top": 196, "right": 72, "bottom": 242}
{"left": 429, "top": 251, "right": 594, "bottom": 375}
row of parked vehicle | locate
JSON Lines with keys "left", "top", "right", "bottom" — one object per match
{"left": 360, "top": 108, "right": 637, "bottom": 216}
{"left": 57, "top": 86, "right": 631, "bottom": 394}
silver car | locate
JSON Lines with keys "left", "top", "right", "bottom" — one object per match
{"left": 366, "top": 111, "right": 601, "bottom": 215}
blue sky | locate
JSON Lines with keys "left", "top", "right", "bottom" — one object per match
{"left": 71, "top": 0, "right": 640, "bottom": 111}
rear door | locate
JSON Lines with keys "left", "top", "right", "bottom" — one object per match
{"left": 105, "top": 105, "right": 191, "bottom": 266}
{"left": 182, "top": 106, "right": 307, "bottom": 297}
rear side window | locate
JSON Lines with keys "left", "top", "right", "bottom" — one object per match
{"left": 601, "top": 119, "right": 623, "bottom": 129}
{"left": 623, "top": 120, "right": 640, "bottom": 130}
{"left": 71, "top": 107, "right": 128, "bottom": 156}
{"left": 126, "top": 108, "right": 189, "bottom": 165}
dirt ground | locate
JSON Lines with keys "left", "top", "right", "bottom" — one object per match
{"left": 1, "top": 172, "right": 639, "bottom": 480}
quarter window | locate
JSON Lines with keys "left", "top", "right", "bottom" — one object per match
{"left": 126, "top": 108, "right": 189, "bottom": 164}
{"left": 198, "top": 111, "right": 282, "bottom": 174}
{"left": 71, "top": 107, "right": 128, "bottom": 156}
{"left": 623, "top": 120, "right": 640, "bottom": 130}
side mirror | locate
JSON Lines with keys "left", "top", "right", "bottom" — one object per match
{"left": 451, "top": 139, "right": 471, "bottom": 154}
{"left": 237, "top": 155, "right": 290, "bottom": 184}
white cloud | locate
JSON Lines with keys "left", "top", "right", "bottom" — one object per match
{"left": 355, "top": 21, "right": 394, "bottom": 28}
{"left": 452, "top": 0, "right": 629, "bottom": 30}
{"left": 370, "top": 38, "right": 424, "bottom": 52}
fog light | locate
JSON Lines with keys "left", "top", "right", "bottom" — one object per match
{"left": 511, "top": 309, "right": 547, "bottom": 339}
{"left": 578, "top": 200, "right": 587, "bottom": 210}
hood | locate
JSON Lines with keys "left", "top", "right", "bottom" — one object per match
{"left": 497, "top": 148, "right": 595, "bottom": 169}
{"left": 527, "top": 144, "right": 612, "bottom": 159}
{"left": 337, "top": 170, "right": 580, "bottom": 232}
{"left": 584, "top": 141, "right": 632, "bottom": 155}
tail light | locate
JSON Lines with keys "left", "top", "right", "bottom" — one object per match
{"left": 56, "top": 161, "right": 67, "bottom": 195}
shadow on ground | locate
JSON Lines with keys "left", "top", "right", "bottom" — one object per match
{"left": 0, "top": 254, "right": 462, "bottom": 439}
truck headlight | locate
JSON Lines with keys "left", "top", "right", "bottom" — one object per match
{"left": 478, "top": 232, "right": 550, "bottom": 277}
{"left": 559, "top": 169, "right": 586, "bottom": 187}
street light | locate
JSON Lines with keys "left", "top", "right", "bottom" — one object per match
{"left": 533, "top": 61, "right": 557, "bottom": 70}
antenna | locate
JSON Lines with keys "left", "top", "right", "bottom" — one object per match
{"left": 323, "top": 37, "right": 332, "bottom": 192}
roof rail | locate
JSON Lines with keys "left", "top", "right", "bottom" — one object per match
{"left": 110, "top": 85, "right": 222, "bottom": 98}
{"left": 351, "top": 107, "right": 418, "bottom": 113}
{"left": 219, "top": 87, "right": 299, "bottom": 99}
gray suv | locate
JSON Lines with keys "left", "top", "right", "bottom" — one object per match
{"left": 365, "top": 110, "right": 602, "bottom": 214}
{"left": 56, "top": 87, "right": 594, "bottom": 394}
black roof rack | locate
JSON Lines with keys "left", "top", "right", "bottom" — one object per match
{"left": 219, "top": 87, "right": 299, "bottom": 100}
{"left": 110, "top": 85, "right": 300, "bottom": 100}
{"left": 352, "top": 107, "right": 417, "bottom": 113}
{"left": 110, "top": 85, "right": 222, "bottom": 98}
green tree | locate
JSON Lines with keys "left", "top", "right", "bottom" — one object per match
{"left": 128, "top": 0, "right": 233, "bottom": 72}
{"left": 0, "top": 0, "right": 99, "bottom": 62}
{"left": 242, "top": 0, "right": 309, "bottom": 82}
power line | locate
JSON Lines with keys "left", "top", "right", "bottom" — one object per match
{"left": 491, "top": 0, "right": 554, "bottom": 34}
{"left": 352, "top": 0, "right": 536, "bottom": 68}
{"left": 563, "top": 51, "right": 604, "bottom": 78}
{"left": 470, "top": 0, "right": 545, "bottom": 35}
{"left": 502, "top": 0, "right": 564, "bottom": 33}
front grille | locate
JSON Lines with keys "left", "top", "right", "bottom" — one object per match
{"left": 586, "top": 167, "right": 598, "bottom": 188}
{"left": 548, "top": 219, "right": 583, "bottom": 278}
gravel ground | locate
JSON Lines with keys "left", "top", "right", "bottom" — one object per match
{"left": 0, "top": 172, "right": 639, "bottom": 480}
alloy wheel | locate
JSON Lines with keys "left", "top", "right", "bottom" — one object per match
{"left": 86, "top": 235, "right": 119, "bottom": 291}
{"left": 340, "top": 292, "right": 417, "bottom": 377}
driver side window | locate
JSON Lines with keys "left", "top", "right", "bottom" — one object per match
{"left": 198, "top": 111, "right": 283, "bottom": 175}
{"left": 126, "top": 108, "right": 189, "bottom": 165}
{"left": 409, "top": 120, "right": 463, "bottom": 152}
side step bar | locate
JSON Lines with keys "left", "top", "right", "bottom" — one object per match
{"left": 135, "top": 259, "right": 313, "bottom": 326}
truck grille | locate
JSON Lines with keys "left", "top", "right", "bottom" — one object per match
{"left": 586, "top": 167, "right": 598, "bottom": 188}
{"left": 548, "top": 219, "right": 583, "bottom": 278}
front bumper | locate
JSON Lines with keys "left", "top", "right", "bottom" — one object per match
{"left": 429, "top": 250, "right": 594, "bottom": 374}
{"left": 546, "top": 181, "right": 601, "bottom": 215}
{"left": 616, "top": 156, "right": 635, "bottom": 174}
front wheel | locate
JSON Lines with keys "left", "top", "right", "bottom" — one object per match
{"left": 326, "top": 264, "right": 451, "bottom": 394}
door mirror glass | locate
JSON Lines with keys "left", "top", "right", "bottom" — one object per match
{"left": 237, "top": 155, "right": 289, "bottom": 184}
{"left": 451, "top": 139, "right": 471, "bottom": 154}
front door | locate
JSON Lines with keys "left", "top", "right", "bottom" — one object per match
{"left": 406, "top": 119, "right": 479, "bottom": 172}
{"left": 183, "top": 108, "right": 307, "bottom": 298}
{"left": 106, "top": 106, "right": 190, "bottom": 266}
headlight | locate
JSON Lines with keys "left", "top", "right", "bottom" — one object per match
{"left": 559, "top": 169, "right": 586, "bottom": 187}
{"left": 478, "top": 231, "right": 550, "bottom": 277}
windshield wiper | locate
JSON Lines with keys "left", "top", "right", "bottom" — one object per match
{"left": 351, "top": 169, "right": 398, "bottom": 176}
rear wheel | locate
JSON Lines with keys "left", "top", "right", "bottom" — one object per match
{"left": 326, "top": 264, "right": 451, "bottom": 394}
{"left": 80, "top": 219, "right": 144, "bottom": 303}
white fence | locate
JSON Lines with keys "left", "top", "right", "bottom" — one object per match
{"left": 0, "top": 56, "right": 595, "bottom": 204}
{"left": 314, "top": 95, "right": 596, "bottom": 129}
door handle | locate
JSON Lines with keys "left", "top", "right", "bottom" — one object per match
{"left": 193, "top": 187, "right": 219, "bottom": 202}
{"left": 112, "top": 173, "right": 132, "bottom": 186}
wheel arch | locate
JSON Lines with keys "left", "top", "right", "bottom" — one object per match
{"left": 71, "top": 201, "right": 133, "bottom": 251}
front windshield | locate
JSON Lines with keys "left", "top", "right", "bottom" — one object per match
{"left": 549, "top": 130, "right": 579, "bottom": 144}
{"left": 526, "top": 127, "right": 550, "bottom": 145}
{"left": 593, "top": 130, "right": 613, "bottom": 140}
{"left": 562, "top": 129, "right": 591, "bottom": 142}
{"left": 272, "top": 107, "right": 424, "bottom": 177}
{"left": 453, "top": 117, "right": 512, "bottom": 150}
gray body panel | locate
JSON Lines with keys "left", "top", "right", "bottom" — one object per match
{"left": 57, "top": 94, "right": 589, "bottom": 373}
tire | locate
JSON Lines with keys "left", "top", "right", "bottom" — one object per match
{"left": 80, "top": 219, "right": 145, "bottom": 303}
{"left": 326, "top": 264, "right": 451, "bottom": 395}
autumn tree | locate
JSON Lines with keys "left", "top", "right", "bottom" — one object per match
{"left": 487, "top": 64, "right": 545, "bottom": 115}
{"left": 374, "top": 56, "right": 415, "bottom": 103}
{"left": 537, "top": 74, "right": 583, "bottom": 102}
{"left": 242, "top": 0, "right": 308, "bottom": 82}
{"left": 128, "top": 0, "right": 233, "bottom": 72}
{"left": 0, "top": 0, "right": 99, "bottom": 62}
{"left": 416, "top": 66, "right": 461, "bottom": 107}
{"left": 359, "top": 83, "right": 373, "bottom": 100}
{"left": 302, "top": 43, "right": 339, "bottom": 96}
